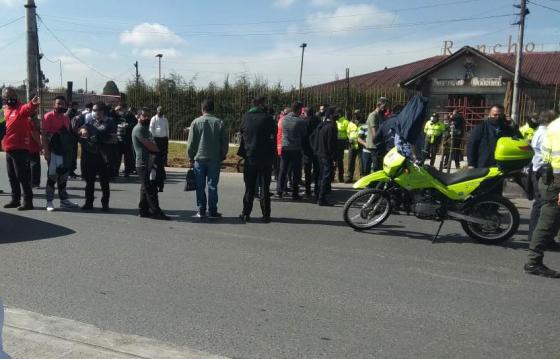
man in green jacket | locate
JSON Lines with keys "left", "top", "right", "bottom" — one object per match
{"left": 187, "top": 99, "right": 228, "bottom": 218}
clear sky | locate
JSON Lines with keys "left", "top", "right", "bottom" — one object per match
{"left": 0, "top": 0, "right": 559, "bottom": 92}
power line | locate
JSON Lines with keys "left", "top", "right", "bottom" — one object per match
{"left": 0, "top": 16, "right": 24, "bottom": 29}
{"left": 0, "top": 33, "right": 25, "bottom": 51}
{"left": 39, "top": 1, "right": 487, "bottom": 30}
{"left": 44, "top": 14, "right": 515, "bottom": 38}
{"left": 529, "top": 0, "right": 560, "bottom": 12}
{"left": 36, "top": 14, "right": 112, "bottom": 79}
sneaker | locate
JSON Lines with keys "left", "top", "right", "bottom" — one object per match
{"left": 60, "top": 199, "right": 79, "bottom": 209}
{"left": 524, "top": 263, "right": 560, "bottom": 278}
{"left": 262, "top": 216, "right": 271, "bottom": 223}
{"left": 3, "top": 201, "right": 21, "bottom": 209}
{"left": 46, "top": 201, "right": 55, "bottom": 211}
{"left": 208, "top": 212, "right": 222, "bottom": 219}
{"left": 17, "top": 203, "right": 33, "bottom": 211}
{"left": 194, "top": 211, "right": 207, "bottom": 218}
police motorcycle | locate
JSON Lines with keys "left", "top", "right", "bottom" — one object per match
{"left": 343, "top": 96, "right": 532, "bottom": 244}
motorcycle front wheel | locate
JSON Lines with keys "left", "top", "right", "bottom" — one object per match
{"left": 343, "top": 189, "right": 392, "bottom": 230}
{"left": 460, "top": 194, "right": 520, "bottom": 244}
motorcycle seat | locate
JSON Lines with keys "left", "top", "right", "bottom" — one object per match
{"left": 425, "top": 166, "right": 490, "bottom": 186}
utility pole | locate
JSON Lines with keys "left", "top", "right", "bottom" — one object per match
{"left": 511, "top": 0, "right": 529, "bottom": 126}
{"left": 298, "top": 43, "right": 307, "bottom": 100}
{"left": 134, "top": 61, "right": 139, "bottom": 86}
{"left": 155, "top": 54, "right": 163, "bottom": 86}
{"left": 25, "top": 0, "right": 40, "bottom": 101}
{"left": 85, "top": 77, "right": 88, "bottom": 93}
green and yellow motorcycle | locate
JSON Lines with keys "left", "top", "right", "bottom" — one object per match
{"left": 343, "top": 137, "right": 533, "bottom": 244}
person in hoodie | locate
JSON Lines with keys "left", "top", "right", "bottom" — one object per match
{"left": 1, "top": 87, "right": 39, "bottom": 210}
{"left": 276, "top": 101, "right": 307, "bottom": 199}
{"left": 311, "top": 106, "right": 338, "bottom": 206}
{"left": 467, "top": 104, "right": 520, "bottom": 169}
{"left": 237, "top": 96, "right": 276, "bottom": 223}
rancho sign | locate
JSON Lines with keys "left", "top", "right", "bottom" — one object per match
{"left": 443, "top": 35, "right": 536, "bottom": 55}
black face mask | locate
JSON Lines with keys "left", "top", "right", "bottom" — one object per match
{"left": 56, "top": 107, "right": 67, "bottom": 114}
{"left": 4, "top": 97, "right": 17, "bottom": 107}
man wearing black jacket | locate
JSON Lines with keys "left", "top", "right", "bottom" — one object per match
{"left": 312, "top": 106, "right": 339, "bottom": 206}
{"left": 238, "top": 97, "right": 276, "bottom": 222}
{"left": 303, "top": 106, "right": 320, "bottom": 198}
{"left": 467, "top": 104, "right": 520, "bottom": 168}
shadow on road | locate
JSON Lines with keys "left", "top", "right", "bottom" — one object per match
{"left": 361, "top": 225, "right": 529, "bottom": 250}
{"left": 0, "top": 211, "right": 75, "bottom": 244}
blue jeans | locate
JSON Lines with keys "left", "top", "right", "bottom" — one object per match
{"left": 194, "top": 160, "right": 220, "bottom": 214}
{"left": 361, "top": 151, "right": 372, "bottom": 176}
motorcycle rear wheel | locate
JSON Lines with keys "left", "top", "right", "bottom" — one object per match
{"left": 460, "top": 195, "right": 519, "bottom": 244}
{"left": 343, "top": 189, "right": 392, "bottom": 230}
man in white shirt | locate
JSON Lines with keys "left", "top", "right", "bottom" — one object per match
{"left": 149, "top": 106, "right": 170, "bottom": 191}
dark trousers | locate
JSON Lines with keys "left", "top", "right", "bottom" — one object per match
{"left": 29, "top": 152, "right": 41, "bottom": 186}
{"left": 243, "top": 159, "right": 272, "bottom": 217}
{"left": 137, "top": 166, "right": 162, "bottom": 215}
{"left": 318, "top": 157, "right": 333, "bottom": 203}
{"left": 272, "top": 153, "right": 280, "bottom": 181}
{"left": 442, "top": 138, "right": 462, "bottom": 169}
{"left": 118, "top": 140, "right": 135, "bottom": 174}
{"left": 528, "top": 178, "right": 560, "bottom": 265}
{"left": 423, "top": 139, "right": 441, "bottom": 167}
{"left": 528, "top": 171, "right": 543, "bottom": 243}
{"left": 361, "top": 151, "right": 372, "bottom": 176}
{"left": 304, "top": 155, "right": 319, "bottom": 196}
{"left": 334, "top": 139, "right": 347, "bottom": 182}
{"left": 154, "top": 137, "right": 169, "bottom": 166}
{"left": 346, "top": 147, "right": 361, "bottom": 181}
{"left": 277, "top": 149, "right": 302, "bottom": 195}
{"left": 6, "top": 150, "right": 33, "bottom": 204}
{"left": 106, "top": 144, "right": 119, "bottom": 177}
{"left": 153, "top": 137, "right": 168, "bottom": 191}
{"left": 82, "top": 153, "right": 111, "bottom": 206}
{"left": 70, "top": 137, "right": 79, "bottom": 173}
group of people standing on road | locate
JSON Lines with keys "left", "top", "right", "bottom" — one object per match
{"left": 0, "top": 87, "right": 170, "bottom": 219}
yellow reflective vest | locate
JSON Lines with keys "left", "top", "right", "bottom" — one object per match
{"left": 347, "top": 121, "right": 360, "bottom": 149}
{"left": 520, "top": 123, "right": 535, "bottom": 141}
{"left": 542, "top": 117, "right": 560, "bottom": 173}
{"left": 424, "top": 120, "right": 446, "bottom": 144}
{"left": 337, "top": 116, "right": 350, "bottom": 140}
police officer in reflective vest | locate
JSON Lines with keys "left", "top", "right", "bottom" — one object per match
{"left": 519, "top": 113, "right": 539, "bottom": 142}
{"left": 335, "top": 114, "right": 350, "bottom": 182}
{"left": 345, "top": 110, "right": 362, "bottom": 183}
{"left": 422, "top": 113, "right": 446, "bottom": 167}
{"left": 525, "top": 113, "right": 560, "bottom": 278}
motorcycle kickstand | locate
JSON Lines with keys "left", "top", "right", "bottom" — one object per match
{"left": 432, "top": 220, "right": 445, "bottom": 243}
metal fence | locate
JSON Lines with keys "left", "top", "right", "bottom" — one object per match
{"left": 124, "top": 83, "right": 412, "bottom": 142}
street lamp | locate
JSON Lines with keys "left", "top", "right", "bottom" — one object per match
{"left": 299, "top": 43, "right": 307, "bottom": 100}
{"left": 155, "top": 53, "right": 163, "bottom": 85}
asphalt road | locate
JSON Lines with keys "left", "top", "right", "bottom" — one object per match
{"left": 0, "top": 155, "right": 559, "bottom": 359}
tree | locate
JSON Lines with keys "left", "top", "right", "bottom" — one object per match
{"left": 102, "top": 81, "right": 120, "bottom": 96}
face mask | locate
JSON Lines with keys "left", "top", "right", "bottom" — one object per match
{"left": 56, "top": 107, "right": 66, "bottom": 114}
{"left": 6, "top": 97, "right": 17, "bottom": 107}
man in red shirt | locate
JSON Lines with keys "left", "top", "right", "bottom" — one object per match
{"left": 41, "top": 95, "right": 78, "bottom": 211}
{"left": 1, "top": 87, "right": 39, "bottom": 210}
